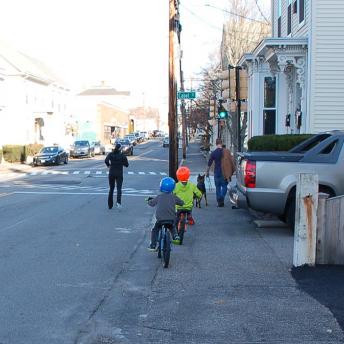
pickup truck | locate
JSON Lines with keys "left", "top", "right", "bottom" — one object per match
{"left": 236, "top": 131, "right": 344, "bottom": 228}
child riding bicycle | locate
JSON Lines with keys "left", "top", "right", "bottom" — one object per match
{"left": 147, "top": 177, "right": 184, "bottom": 251}
{"left": 173, "top": 166, "right": 202, "bottom": 225}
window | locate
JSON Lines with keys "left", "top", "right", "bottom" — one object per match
{"left": 287, "top": 0, "right": 292, "bottom": 35}
{"left": 264, "top": 77, "right": 276, "bottom": 108}
{"left": 263, "top": 77, "right": 276, "bottom": 135}
{"left": 299, "top": 0, "right": 305, "bottom": 23}
{"left": 277, "top": 0, "right": 282, "bottom": 37}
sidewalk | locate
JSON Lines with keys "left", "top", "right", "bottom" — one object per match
{"left": 171, "top": 141, "right": 344, "bottom": 343}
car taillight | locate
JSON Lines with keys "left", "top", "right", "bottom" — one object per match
{"left": 244, "top": 160, "right": 256, "bottom": 188}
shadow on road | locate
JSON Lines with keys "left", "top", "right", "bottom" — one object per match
{"left": 292, "top": 265, "right": 344, "bottom": 331}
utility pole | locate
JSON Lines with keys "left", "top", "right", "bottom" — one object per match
{"left": 169, "top": 0, "right": 178, "bottom": 179}
{"left": 179, "top": 44, "right": 186, "bottom": 160}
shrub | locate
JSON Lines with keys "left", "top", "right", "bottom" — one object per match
{"left": 247, "top": 134, "right": 313, "bottom": 151}
{"left": 2, "top": 144, "right": 43, "bottom": 163}
{"left": 25, "top": 143, "right": 43, "bottom": 156}
{"left": 2, "top": 145, "right": 25, "bottom": 163}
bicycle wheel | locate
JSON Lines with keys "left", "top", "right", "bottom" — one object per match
{"left": 162, "top": 229, "right": 171, "bottom": 268}
{"left": 178, "top": 215, "right": 186, "bottom": 245}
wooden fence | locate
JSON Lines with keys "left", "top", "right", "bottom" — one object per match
{"left": 316, "top": 193, "right": 344, "bottom": 265}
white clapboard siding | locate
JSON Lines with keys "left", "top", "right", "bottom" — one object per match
{"left": 310, "top": 0, "right": 344, "bottom": 132}
{"left": 273, "top": 0, "right": 310, "bottom": 38}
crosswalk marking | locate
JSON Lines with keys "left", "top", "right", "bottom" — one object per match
{"left": 0, "top": 170, "right": 170, "bottom": 180}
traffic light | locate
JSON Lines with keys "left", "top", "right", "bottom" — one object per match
{"left": 218, "top": 104, "right": 228, "bottom": 119}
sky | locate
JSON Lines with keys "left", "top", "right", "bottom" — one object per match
{"left": 0, "top": 0, "right": 270, "bottom": 116}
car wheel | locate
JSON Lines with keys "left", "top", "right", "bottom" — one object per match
{"left": 131, "top": 149, "right": 133, "bottom": 156}
{"left": 56, "top": 157, "right": 60, "bottom": 165}
{"left": 64, "top": 156, "right": 68, "bottom": 164}
{"left": 285, "top": 196, "right": 296, "bottom": 232}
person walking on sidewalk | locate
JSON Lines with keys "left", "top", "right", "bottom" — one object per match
{"left": 105, "top": 143, "right": 129, "bottom": 209}
{"left": 206, "top": 138, "right": 235, "bottom": 207}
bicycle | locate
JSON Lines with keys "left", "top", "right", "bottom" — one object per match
{"left": 176, "top": 209, "right": 191, "bottom": 245}
{"left": 156, "top": 220, "right": 174, "bottom": 268}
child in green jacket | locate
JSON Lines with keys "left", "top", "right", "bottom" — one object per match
{"left": 173, "top": 166, "right": 202, "bottom": 225}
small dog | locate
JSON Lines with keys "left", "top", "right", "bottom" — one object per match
{"left": 195, "top": 174, "right": 207, "bottom": 208}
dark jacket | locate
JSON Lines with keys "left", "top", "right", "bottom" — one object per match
{"left": 105, "top": 151, "right": 129, "bottom": 177}
{"left": 148, "top": 193, "right": 184, "bottom": 221}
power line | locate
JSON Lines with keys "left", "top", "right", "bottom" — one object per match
{"left": 205, "top": 4, "right": 268, "bottom": 24}
{"left": 180, "top": 4, "right": 222, "bottom": 31}
{"left": 254, "top": 0, "right": 271, "bottom": 24}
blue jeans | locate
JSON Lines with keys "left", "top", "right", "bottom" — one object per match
{"left": 214, "top": 175, "right": 228, "bottom": 203}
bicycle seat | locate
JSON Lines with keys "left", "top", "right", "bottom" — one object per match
{"left": 157, "top": 220, "right": 175, "bottom": 226}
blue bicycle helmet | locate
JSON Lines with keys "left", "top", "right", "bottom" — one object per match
{"left": 160, "top": 177, "right": 176, "bottom": 193}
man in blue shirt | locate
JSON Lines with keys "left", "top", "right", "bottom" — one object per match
{"left": 206, "top": 138, "right": 230, "bottom": 207}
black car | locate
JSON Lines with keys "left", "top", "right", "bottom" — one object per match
{"left": 70, "top": 140, "right": 95, "bottom": 158}
{"left": 33, "top": 146, "right": 68, "bottom": 166}
{"left": 118, "top": 139, "right": 133, "bottom": 156}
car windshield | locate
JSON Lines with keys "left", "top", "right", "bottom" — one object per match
{"left": 119, "top": 140, "right": 130, "bottom": 145}
{"left": 74, "top": 141, "right": 88, "bottom": 147}
{"left": 40, "top": 147, "right": 58, "bottom": 154}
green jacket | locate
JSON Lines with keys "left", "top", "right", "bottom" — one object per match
{"left": 173, "top": 181, "right": 202, "bottom": 211}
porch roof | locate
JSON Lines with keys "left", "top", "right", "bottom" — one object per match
{"left": 239, "top": 37, "right": 308, "bottom": 66}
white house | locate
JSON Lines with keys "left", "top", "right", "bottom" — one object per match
{"left": 239, "top": 0, "right": 344, "bottom": 138}
{"left": 0, "top": 41, "right": 71, "bottom": 147}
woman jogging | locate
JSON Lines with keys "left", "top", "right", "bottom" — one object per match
{"left": 105, "top": 143, "right": 129, "bottom": 209}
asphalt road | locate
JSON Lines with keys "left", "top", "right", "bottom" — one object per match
{"left": 0, "top": 140, "right": 171, "bottom": 344}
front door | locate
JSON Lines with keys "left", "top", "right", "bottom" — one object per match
{"left": 263, "top": 110, "right": 276, "bottom": 135}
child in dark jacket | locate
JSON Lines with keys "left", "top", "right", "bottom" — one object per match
{"left": 147, "top": 177, "right": 184, "bottom": 250}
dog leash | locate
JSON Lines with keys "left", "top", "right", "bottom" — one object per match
{"left": 206, "top": 176, "right": 213, "bottom": 191}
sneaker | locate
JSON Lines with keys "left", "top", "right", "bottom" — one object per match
{"left": 172, "top": 236, "right": 181, "bottom": 245}
{"left": 116, "top": 203, "right": 122, "bottom": 209}
{"left": 188, "top": 217, "right": 195, "bottom": 225}
{"left": 148, "top": 245, "right": 157, "bottom": 252}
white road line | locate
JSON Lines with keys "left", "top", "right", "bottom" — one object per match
{"left": 13, "top": 191, "right": 155, "bottom": 197}
{"left": 160, "top": 172, "right": 167, "bottom": 175}
{"left": 128, "top": 171, "right": 134, "bottom": 175}
{"left": 149, "top": 172, "right": 156, "bottom": 175}
{"left": 138, "top": 172, "right": 145, "bottom": 175}
{"left": 41, "top": 171, "right": 50, "bottom": 175}
{"left": 73, "top": 171, "right": 80, "bottom": 174}
{"left": 84, "top": 171, "right": 91, "bottom": 174}
{"left": 30, "top": 172, "right": 38, "bottom": 176}
{"left": 96, "top": 171, "right": 102, "bottom": 174}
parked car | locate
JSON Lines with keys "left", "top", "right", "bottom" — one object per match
{"left": 162, "top": 136, "right": 169, "bottom": 147}
{"left": 118, "top": 139, "right": 134, "bottom": 156}
{"left": 70, "top": 140, "right": 95, "bottom": 158}
{"left": 125, "top": 134, "right": 137, "bottom": 146}
{"left": 93, "top": 141, "right": 105, "bottom": 155}
{"left": 33, "top": 146, "right": 68, "bottom": 166}
{"left": 236, "top": 131, "right": 344, "bottom": 229}
{"left": 104, "top": 143, "right": 114, "bottom": 154}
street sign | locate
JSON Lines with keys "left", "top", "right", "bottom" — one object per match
{"left": 177, "top": 91, "right": 196, "bottom": 99}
